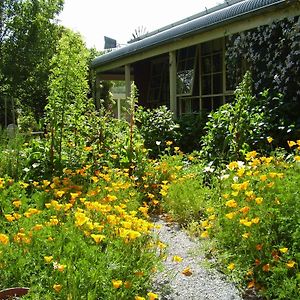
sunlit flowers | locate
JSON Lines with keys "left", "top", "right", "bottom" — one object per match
{"left": 147, "top": 292, "right": 159, "bottom": 300}
{"left": 53, "top": 284, "right": 62, "bottom": 292}
{"left": 0, "top": 234, "right": 9, "bottom": 245}
{"left": 112, "top": 279, "right": 122, "bottom": 288}
{"left": 227, "top": 263, "right": 235, "bottom": 271}
{"left": 225, "top": 199, "right": 238, "bottom": 208}
{"left": 172, "top": 255, "right": 183, "bottom": 263}
{"left": 286, "top": 260, "right": 296, "bottom": 268}
{"left": 91, "top": 234, "right": 106, "bottom": 244}
{"left": 279, "top": 247, "right": 288, "bottom": 254}
{"left": 44, "top": 256, "right": 53, "bottom": 263}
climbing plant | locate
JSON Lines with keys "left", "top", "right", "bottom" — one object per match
{"left": 226, "top": 16, "right": 300, "bottom": 144}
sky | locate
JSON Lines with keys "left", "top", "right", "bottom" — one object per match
{"left": 58, "top": 0, "right": 222, "bottom": 50}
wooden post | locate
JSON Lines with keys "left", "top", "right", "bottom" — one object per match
{"left": 125, "top": 64, "right": 131, "bottom": 99}
{"left": 95, "top": 74, "right": 101, "bottom": 110}
{"left": 4, "top": 96, "right": 7, "bottom": 128}
{"left": 169, "top": 51, "right": 177, "bottom": 117}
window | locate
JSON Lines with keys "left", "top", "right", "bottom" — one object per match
{"left": 148, "top": 58, "right": 169, "bottom": 106}
{"left": 176, "top": 46, "right": 197, "bottom": 96}
{"left": 200, "top": 38, "right": 225, "bottom": 111}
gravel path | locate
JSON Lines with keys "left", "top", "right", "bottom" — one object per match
{"left": 152, "top": 215, "right": 243, "bottom": 300}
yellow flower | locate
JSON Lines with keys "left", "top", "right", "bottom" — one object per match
{"left": 44, "top": 256, "right": 53, "bottom": 263}
{"left": 242, "top": 232, "right": 250, "bottom": 239}
{"left": 251, "top": 217, "right": 260, "bottom": 224}
{"left": 295, "top": 155, "right": 300, "bottom": 161}
{"left": 0, "top": 234, "right": 9, "bottom": 245}
{"left": 255, "top": 197, "right": 263, "bottom": 205}
{"left": 12, "top": 200, "right": 22, "bottom": 208}
{"left": 225, "top": 212, "right": 235, "bottom": 220}
{"left": 227, "top": 263, "right": 235, "bottom": 271}
{"left": 33, "top": 224, "right": 43, "bottom": 231}
{"left": 56, "top": 190, "right": 65, "bottom": 198}
{"left": 267, "top": 136, "right": 273, "bottom": 143}
{"left": 112, "top": 279, "right": 122, "bottom": 288}
{"left": 172, "top": 255, "right": 183, "bottom": 263}
{"left": 287, "top": 140, "right": 297, "bottom": 148}
{"left": 135, "top": 297, "right": 146, "bottom": 300}
{"left": 200, "top": 231, "right": 209, "bottom": 238}
{"left": 166, "top": 140, "right": 173, "bottom": 146}
{"left": 279, "top": 247, "right": 288, "bottom": 254}
{"left": 147, "top": 292, "right": 159, "bottom": 300}
{"left": 91, "top": 234, "right": 105, "bottom": 244}
{"left": 53, "top": 284, "right": 62, "bottom": 293}
{"left": 260, "top": 175, "right": 267, "bottom": 182}
{"left": 245, "top": 151, "right": 258, "bottom": 161}
{"left": 4, "top": 214, "right": 15, "bottom": 222}
{"left": 286, "top": 261, "right": 296, "bottom": 268}
{"left": 225, "top": 199, "right": 237, "bottom": 208}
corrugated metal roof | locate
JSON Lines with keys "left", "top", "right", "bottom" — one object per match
{"left": 91, "top": 0, "right": 286, "bottom": 69}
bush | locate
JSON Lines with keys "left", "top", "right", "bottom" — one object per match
{"left": 136, "top": 106, "right": 181, "bottom": 157}
{"left": 200, "top": 72, "right": 278, "bottom": 166}
{"left": 177, "top": 113, "right": 208, "bottom": 153}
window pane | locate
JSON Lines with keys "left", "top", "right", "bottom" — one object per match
{"left": 212, "top": 54, "right": 222, "bottom": 73}
{"left": 213, "top": 96, "right": 223, "bottom": 109}
{"left": 201, "top": 42, "right": 211, "bottom": 55}
{"left": 213, "top": 74, "right": 222, "bottom": 94}
{"left": 177, "top": 70, "right": 194, "bottom": 94}
{"left": 202, "top": 56, "right": 211, "bottom": 74}
{"left": 202, "top": 75, "right": 211, "bottom": 95}
{"left": 191, "top": 99, "right": 200, "bottom": 113}
{"left": 202, "top": 97, "right": 212, "bottom": 111}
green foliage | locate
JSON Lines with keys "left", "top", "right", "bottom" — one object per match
{"left": 203, "top": 150, "right": 300, "bottom": 299}
{"left": 45, "top": 29, "right": 90, "bottom": 173}
{"left": 162, "top": 170, "right": 213, "bottom": 225}
{"left": 0, "top": 129, "right": 25, "bottom": 179}
{"left": 226, "top": 16, "right": 300, "bottom": 143}
{"left": 176, "top": 113, "right": 208, "bottom": 153}
{"left": 136, "top": 105, "right": 181, "bottom": 157}
{"left": 0, "top": 0, "right": 64, "bottom": 124}
{"left": 200, "top": 72, "right": 277, "bottom": 166}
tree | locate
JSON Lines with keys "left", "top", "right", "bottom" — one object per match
{"left": 0, "top": 0, "right": 64, "bottom": 127}
{"left": 45, "top": 29, "right": 90, "bottom": 170}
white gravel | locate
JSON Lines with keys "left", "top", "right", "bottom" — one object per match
{"left": 152, "top": 216, "right": 243, "bottom": 300}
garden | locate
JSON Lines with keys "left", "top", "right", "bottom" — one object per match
{"left": 1, "top": 1, "right": 300, "bottom": 299}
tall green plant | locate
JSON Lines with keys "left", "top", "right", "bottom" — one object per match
{"left": 45, "top": 29, "right": 89, "bottom": 172}
{"left": 200, "top": 72, "right": 273, "bottom": 165}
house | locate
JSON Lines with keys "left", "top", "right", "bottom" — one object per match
{"left": 91, "top": 0, "right": 300, "bottom": 118}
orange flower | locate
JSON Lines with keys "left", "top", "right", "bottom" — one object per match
{"left": 182, "top": 267, "right": 193, "bottom": 276}
{"left": 262, "top": 264, "right": 270, "bottom": 272}
{"left": 0, "top": 234, "right": 9, "bottom": 245}
{"left": 256, "top": 244, "right": 263, "bottom": 251}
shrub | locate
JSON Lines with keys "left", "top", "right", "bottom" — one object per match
{"left": 136, "top": 105, "right": 181, "bottom": 157}
{"left": 176, "top": 113, "right": 208, "bottom": 153}
{"left": 200, "top": 72, "right": 278, "bottom": 166}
